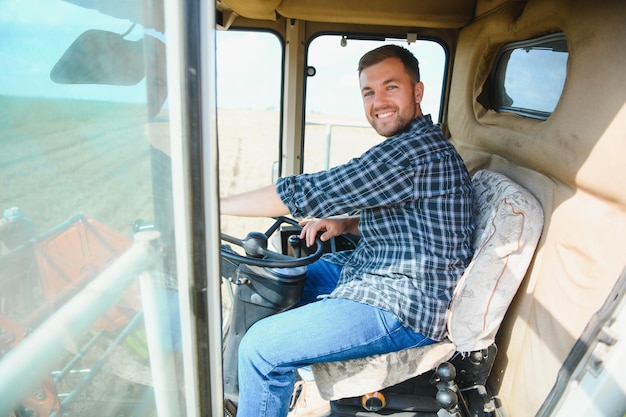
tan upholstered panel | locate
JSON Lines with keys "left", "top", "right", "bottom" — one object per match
{"left": 218, "top": 0, "right": 475, "bottom": 28}
{"left": 447, "top": 0, "right": 626, "bottom": 415}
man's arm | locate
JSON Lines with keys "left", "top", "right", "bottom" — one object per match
{"left": 220, "top": 184, "right": 290, "bottom": 217}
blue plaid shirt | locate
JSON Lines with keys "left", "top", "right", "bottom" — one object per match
{"left": 276, "top": 115, "right": 474, "bottom": 340}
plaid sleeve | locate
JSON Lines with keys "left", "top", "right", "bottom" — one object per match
{"left": 276, "top": 144, "right": 423, "bottom": 219}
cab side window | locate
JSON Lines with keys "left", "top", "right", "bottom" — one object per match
{"left": 486, "top": 33, "right": 568, "bottom": 120}
{"left": 216, "top": 30, "right": 282, "bottom": 235}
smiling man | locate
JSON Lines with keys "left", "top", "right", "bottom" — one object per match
{"left": 220, "top": 45, "right": 475, "bottom": 417}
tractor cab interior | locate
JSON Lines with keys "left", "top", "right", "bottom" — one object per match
{"left": 1, "top": 1, "right": 625, "bottom": 417}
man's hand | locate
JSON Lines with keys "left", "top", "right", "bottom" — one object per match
{"left": 299, "top": 217, "right": 360, "bottom": 248}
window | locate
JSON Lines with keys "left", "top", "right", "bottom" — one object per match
{"left": 303, "top": 35, "right": 446, "bottom": 173}
{"left": 216, "top": 30, "right": 282, "bottom": 237}
{"left": 0, "top": 1, "right": 187, "bottom": 415}
{"left": 490, "top": 33, "right": 568, "bottom": 120}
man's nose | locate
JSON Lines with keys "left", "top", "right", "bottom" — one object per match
{"left": 372, "top": 91, "right": 390, "bottom": 108}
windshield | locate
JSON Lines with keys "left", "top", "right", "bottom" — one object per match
{"left": 0, "top": 0, "right": 187, "bottom": 415}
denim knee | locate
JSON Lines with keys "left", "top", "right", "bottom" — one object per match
{"left": 237, "top": 326, "right": 257, "bottom": 364}
{"left": 237, "top": 319, "right": 271, "bottom": 372}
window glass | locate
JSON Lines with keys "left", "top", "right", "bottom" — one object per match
{"left": 215, "top": 31, "right": 283, "bottom": 395}
{"left": 303, "top": 35, "right": 446, "bottom": 173}
{"left": 491, "top": 33, "right": 568, "bottom": 119}
{"left": 216, "top": 30, "right": 282, "bottom": 238}
{"left": 0, "top": 1, "right": 186, "bottom": 416}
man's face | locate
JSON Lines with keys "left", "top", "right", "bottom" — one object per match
{"left": 359, "top": 57, "right": 424, "bottom": 138}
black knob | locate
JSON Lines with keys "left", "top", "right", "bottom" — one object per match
{"left": 470, "top": 350, "right": 484, "bottom": 364}
{"left": 436, "top": 362, "right": 456, "bottom": 381}
{"left": 242, "top": 231, "right": 268, "bottom": 257}
{"left": 436, "top": 387, "right": 458, "bottom": 410}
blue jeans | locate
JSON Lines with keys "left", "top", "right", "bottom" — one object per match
{"left": 235, "top": 260, "right": 435, "bottom": 417}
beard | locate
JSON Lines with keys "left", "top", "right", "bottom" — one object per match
{"left": 367, "top": 104, "right": 417, "bottom": 138}
{"left": 370, "top": 116, "right": 410, "bottom": 137}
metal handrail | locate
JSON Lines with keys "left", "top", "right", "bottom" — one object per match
{"left": 306, "top": 118, "right": 370, "bottom": 169}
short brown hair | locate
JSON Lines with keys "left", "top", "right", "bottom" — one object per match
{"left": 358, "top": 45, "right": 420, "bottom": 82}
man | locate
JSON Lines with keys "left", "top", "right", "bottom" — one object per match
{"left": 220, "top": 45, "right": 474, "bottom": 417}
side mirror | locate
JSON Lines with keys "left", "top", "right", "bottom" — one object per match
{"left": 50, "top": 29, "right": 145, "bottom": 86}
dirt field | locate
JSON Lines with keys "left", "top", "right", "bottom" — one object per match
{"left": 0, "top": 96, "right": 153, "bottom": 237}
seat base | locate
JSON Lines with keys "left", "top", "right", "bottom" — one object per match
{"left": 325, "top": 344, "right": 499, "bottom": 417}
{"left": 311, "top": 340, "right": 455, "bottom": 401}
{"left": 330, "top": 372, "right": 440, "bottom": 416}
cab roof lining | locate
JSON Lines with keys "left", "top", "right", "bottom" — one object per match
{"left": 217, "top": 0, "right": 481, "bottom": 29}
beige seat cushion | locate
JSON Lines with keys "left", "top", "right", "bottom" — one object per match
{"left": 448, "top": 169, "right": 544, "bottom": 352}
{"left": 311, "top": 341, "right": 455, "bottom": 401}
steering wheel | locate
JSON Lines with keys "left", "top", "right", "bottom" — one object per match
{"left": 220, "top": 216, "right": 324, "bottom": 268}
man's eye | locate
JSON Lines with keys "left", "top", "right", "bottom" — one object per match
{"left": 363, "top": 91, "right": 374, "bottom": 97}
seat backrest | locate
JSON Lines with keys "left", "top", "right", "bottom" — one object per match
{"left": 447, "top": 169, "right": 544, "bottom": 353}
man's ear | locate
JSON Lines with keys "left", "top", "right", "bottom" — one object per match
{"left": 414, "top": 81, "right": 424, "bottom": 104}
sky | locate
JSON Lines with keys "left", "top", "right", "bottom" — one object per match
{"left": 0, "top": 0, "right": 147, "bottom": 102}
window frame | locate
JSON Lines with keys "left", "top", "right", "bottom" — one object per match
{"left": 301, "top": 32, "right": 449, "bottom": 172}
{"left": 489, "top": 32, "right": 568, "bottom": 121}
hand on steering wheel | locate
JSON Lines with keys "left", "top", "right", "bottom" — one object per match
{"left": 220, "top": 216, "right": 324, "bottom": 268}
